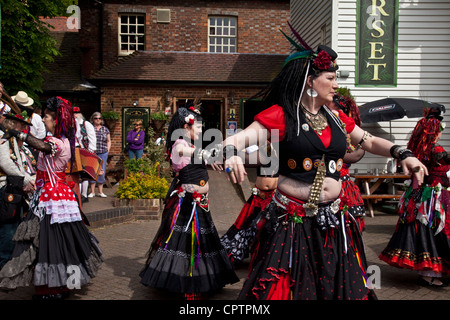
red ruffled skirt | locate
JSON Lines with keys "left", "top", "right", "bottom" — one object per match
{"left": 220, "top": 187, "right": 275, "bottom": 264}
{"left": 341, "top": 169, "right": 366, "bottom": 231}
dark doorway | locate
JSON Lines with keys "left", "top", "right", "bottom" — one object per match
{"left": 241, "top": 99, "right": 269, "bottom": 129}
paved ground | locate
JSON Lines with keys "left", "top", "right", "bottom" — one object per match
{"left": 0, "top": 169, "right": 449, "bottom": 301}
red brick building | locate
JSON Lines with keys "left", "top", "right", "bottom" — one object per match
{"left": 78, "top": 0, "right": 290, "bottom": 161}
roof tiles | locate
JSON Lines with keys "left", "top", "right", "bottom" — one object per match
{"left": 89, "top": 51, "right": 287, "bottom": 84}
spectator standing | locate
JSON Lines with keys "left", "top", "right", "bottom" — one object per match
{"left": 74, "top": 106, "right": 96, "bottom": 203}
{"left": 126, "top": 119, "right": 145, "bottom": 160}
{"left": 88, "top": 112, "right": 110, "bottom": 198}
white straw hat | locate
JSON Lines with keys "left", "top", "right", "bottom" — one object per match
{"left": 11, "top": 91, "right": 34, "bottom": 106}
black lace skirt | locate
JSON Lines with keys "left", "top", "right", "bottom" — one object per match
{"left": 140, "top": 191, "right": 239, "bottom": 294}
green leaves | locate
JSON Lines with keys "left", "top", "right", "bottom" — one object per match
{"left": 0, "top": 0, "right": 74, "bottom": 103}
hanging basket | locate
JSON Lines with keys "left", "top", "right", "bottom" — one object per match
{"left": 151, "top": 119, "right": 166, "bottom": 131}
{"left": 104, "top": 118, "right": 118, "bottom": 132}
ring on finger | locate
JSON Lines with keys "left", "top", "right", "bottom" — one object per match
{"left": 226, "top": 167, "right": 234, "bottom": 173}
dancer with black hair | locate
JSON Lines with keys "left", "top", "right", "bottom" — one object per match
{"left": 0, "top": 96, "right": 103, "bottom": 299}
{"left": 220, "top": 23, "right": 427, "bottom": 300}
{"left": 380, "top": 107, "right": 450, "bottom": 287}
{"left": 139, "top": 104, "right": 239, "bottom": 300}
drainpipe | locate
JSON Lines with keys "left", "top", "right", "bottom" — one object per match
{"left": 94, "top": 0, "right": 104, "bottom": 69}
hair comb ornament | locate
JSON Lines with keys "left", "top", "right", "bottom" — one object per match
{"left": 189, "top": 97, "right": 202, "bottom": 115}
{"left": 280, "top": 22, "right": 338, "bottom": 73}
{"left": 279, "top": 22, "right": 339, "bottom": 136}
{"left": 178, "top": 97, "right": 203, "bottom": 125}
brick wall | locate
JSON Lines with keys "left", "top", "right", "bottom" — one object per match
{"left": 102, "top": 84, "right": 263, "bottom": 160}
{"left": 79, "top": 0, "right": 290, "bottom": 169}
{"left": 80, "top": 0, "right": 290, "bottom": 77}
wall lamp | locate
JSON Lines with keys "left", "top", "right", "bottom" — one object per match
{"left": 165, "top": 90, "right": 172, "bottom": 105}
{"left": 229, "top": 91, "right": 235, "bottom": 105}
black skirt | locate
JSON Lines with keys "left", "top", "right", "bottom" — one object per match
{"left": 238, "top": 198, "right": 376, "bottom": 300}
{"left": 140, "top": 191, "right": 239, "bottom": 294}
{"left": 0, "top": 189, "right": 103, "bottom": 290}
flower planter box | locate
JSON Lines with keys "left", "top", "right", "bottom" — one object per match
{"left": 114, "top": 198, "right": 162, "bottom": 220}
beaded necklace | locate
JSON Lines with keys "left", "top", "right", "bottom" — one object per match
{"left": 301, "top": 104, "right": 328, "bottom": 135}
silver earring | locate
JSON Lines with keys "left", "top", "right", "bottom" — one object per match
{"left": 306, "top": 88, "right": 318, "bottom": 98}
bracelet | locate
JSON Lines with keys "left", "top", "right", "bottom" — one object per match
{"left": 398, "top": 149, "right": 415, "bottom": 161}
{"left": 390, "top": 145, "right": 415, "bottom": 161}
{"left": 389, "top": 145, "right": 400, "bottom": 158}
{"left": 355, "top": 131, "right": 371, "bottom": 150}
{"left": 223, "top": 145, "right": 238, "bottom": 160}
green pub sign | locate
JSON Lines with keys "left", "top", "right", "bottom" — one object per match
{"left": 356, "top": 0, "right": 398, "bottom": 86}
{"left": 122, "top": 107, "right": 150, "bottom": 150}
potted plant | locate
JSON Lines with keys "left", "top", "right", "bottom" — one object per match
{"left": 102, "top": 111, "right": 120, "bottom": 131}
{"left": 114, "top": 144, "right": 171, "bottom": 220}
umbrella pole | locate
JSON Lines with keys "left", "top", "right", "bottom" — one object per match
{"left": 389, "top": 120, "right": 392, "bottom": 140}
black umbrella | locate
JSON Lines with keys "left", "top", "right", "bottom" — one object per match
{"left": 359, "top": 97, "right": 446, "bottom": 123}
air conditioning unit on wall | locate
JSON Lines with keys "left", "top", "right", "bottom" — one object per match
{"left": 157, "top": 9, "right": 170, "bottom": 23}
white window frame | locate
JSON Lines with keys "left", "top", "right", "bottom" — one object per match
{"left": 208, "top": 16, "right": 237, "bottom": 53}
{"left": 118, "top": 14, "right": 145, "bottom": 56}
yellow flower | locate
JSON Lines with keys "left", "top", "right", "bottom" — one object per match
{"left": 116, "top": 172, "right": 169, "bottom": 199}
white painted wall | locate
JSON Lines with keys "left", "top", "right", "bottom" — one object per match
{"left": 291, "top": 0, "right": 450, "bottom": 173}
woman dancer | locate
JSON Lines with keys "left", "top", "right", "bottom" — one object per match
{"left": 139, "top": 104, "right": 238, "bottom": 300}
{"left": 379, "top": 107, "right": 450, "bottom": 287}
{"left": 0, "top": 96, "right": 103, "bottom": 299}
{"left": 220, "top": 24, "right": 427, "bottom": 300}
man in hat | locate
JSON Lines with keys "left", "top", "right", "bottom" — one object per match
{"left": 0, "top": 107, "right": 36, "bottom": 268}
{"left": 12, "top": 91, "right": 46, "bottom": 140}
{"left": 73, "top": 106, "right": 96, "bottom": 203}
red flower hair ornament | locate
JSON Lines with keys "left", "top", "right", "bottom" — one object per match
{"left": 313, "top": 50, "right": 332, "bottom": 71}
{"left": 185, "top": 114, "right": 195, "bottom": 125}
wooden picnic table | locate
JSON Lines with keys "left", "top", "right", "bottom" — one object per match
{"left": 351, "top": 173, "right": 411, "bottom": 218}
